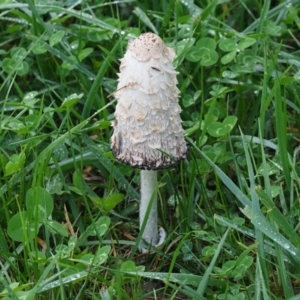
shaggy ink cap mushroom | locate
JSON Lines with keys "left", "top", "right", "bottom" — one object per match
{"left": 111, "top": 33, "right": 187, "bottom": 170}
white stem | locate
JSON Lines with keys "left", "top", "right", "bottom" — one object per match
{"left": 140, "top": 170, "right": 158, "bottom": 251}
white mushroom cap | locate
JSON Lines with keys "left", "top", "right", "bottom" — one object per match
{"left": 111, "top": 33, "right": 187, "bottom": 170}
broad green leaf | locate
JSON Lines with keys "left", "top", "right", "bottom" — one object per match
{"left": 46, "top": 174, "right": 64, "bottom": 195}
{"left": 7, "top": 119, "right": 27, "bottom": 133}
{"left": 49, "top": 30, "right": 65, "bottom": 46}
{"left": 263, "top": 20, "right": 281, "bottom": 36}
{"left": 237, "top": 38, "right": 256, "bottom": 50}
{"left": 200, "top": 49, "right": 219, "bottom": 66}
{"left": 55, "top": 244, "right": 72, "bottom": 258}
{"left": 120, "top": 260, "right": 139, "bottom": 272}
{"left": 196, "top": 37, "right": 217, "bottom": 50}
{"left": 186, "top": 37, "right": 219, "bottom": 66}
{"left": 68, "top": 235, "right": 77, "bottom": 249}
{"left": 77, "top": 254, "right": 95, "bottom": 265}
{"left": 46, "top": 220, "right": 68, "bottom": 237}
{"left": 187, "top": 159, "right": 210, "bottom": 174}
{"left": 0, "top": 282, "right": 20, "bottom": 296}
{"left": 25, "top": 114, "right": 39, "bottom": 127}
{"left": 257, "top": 161, "right": 280, "bottom": 176}
{"left": 207, "top": 116, "right": 237, "bottom": 137}
{"left": 87, "top": 29, "right": 110, "bottom": 42}
{"left": 78, "top": 48, "right": 93, "bottom": 61}
{"left": 11, "top": 47, "right": 27, "bottom": 61}
{"left": 7, "top": 211, "right": 36, "bottom": 242}
{"left": 219, "top": 38, "right": 237, "bottom": 52}
{"left": 176, "top": 38, "right": 195, "bottom": 57}
{"left": 17, "top": 61, "right": 29, "bottom": 76}
{"left": 69, "top": 39, "right": 85, "bottom": 51}
{"left": 84, "top": 216, "right": 110, "bottom": 237}
{"left": 222, "top": 256, "right": 253, "bottom": 281}
{"left": 95, "top": 245, "right": 111, "bottom": 265}
{"left": 52, "top": 144, "right": 69, "bottom": 162}
{"left": 14, "top": 289, "right": 36, "bottom": 300}
{"left": 223, "top": 115, "right": 238, "bottom": 130}
{"left": 270, "top": 185, "right": 280, "bottom": 198}
{"left": 94, "top": 193, "right": 124, "bottom": 212}
{"left": 202, "top": 244, "right": 218, "bottom": 258}
{"left": 31, "top": 40, "right": 48, "bottom": 54}
{"left": 221, "top": 51, "right": 236, "bottom": 64}
{"left": 222, "top": 70, "right": 238, "bottom": 79}
{"left": 202, "top": 143, "right": 227, "bottom": 163}
{"left": 26, "top": 187, "right": 53, "bottom": 221}
{"left": 207, "top": 122, "right": 228, "bottom": 137}
{"left": 5, "top": 153, "right": 26, "bottom": 176}
{"left": 23, "top": 91, "right": 38, "bottom": 106}
{"left": 61, "top": 55, "right": 77, "bottom": 70}
{"left": 61, "top": 93, "right": 84, "bottom": 108}
{"left": 3, "top": 47, "right": 29, "bottom": 76}
{"left": 3, "top": 58, "right": 19, "bottom": 74}
{"left": 29, "top": 250, "right": 46, "bottom": 261}
{"left": 90, "top": 120, "right": 111, "bottom": 130}
{"left": 209, "top": 85, "right": 230, "bottom": 98}
{"left": 182, "top": 94, "right": 195, "bottom": 107}
{"left": 236, "top": 50, "right": 257, "bottom": 66}
{"left": 185, "top": 46, "right": 202, "bottom": 62}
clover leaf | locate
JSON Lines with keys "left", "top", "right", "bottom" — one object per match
{"left": 207, "top": 115, "right": 238, "bottom": 137}
{"left": 219, "top": 37, "right": 256, "bottom": 65}
{"left": 185, "top": 37, "right": 219, "bottom": 66}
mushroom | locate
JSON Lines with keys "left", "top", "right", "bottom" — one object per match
{"left": 111, "top": 33, "right": 187, "bottom": 252}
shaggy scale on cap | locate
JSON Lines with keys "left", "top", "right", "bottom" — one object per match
{"left": 111, "top": 33, "right": 187, "bottom": 170}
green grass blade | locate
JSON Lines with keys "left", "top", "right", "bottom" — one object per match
{"left": 242, "top": 205, "right": 300, "bottom": 262}
{"left": 82, "top": 38, "right": 123, "bottom": 118}
{"left": 188, "top": 138, "right": 252, "bottom": 207}
{"left": 255, "top": 186, "right": 300, "bottom": 248}
{"left": 274, "top": 73, "right": 291, "bottom": 188}
{"left": 133, "top": 7, "right": 158, "bottom": 34}
{"left": 196, "top": 229, "right": 229, "bottom": 296}
{"left": 85, "top": 141, "right": 139, "bottom": 200}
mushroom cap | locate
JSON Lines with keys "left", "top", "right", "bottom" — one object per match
{"left": 128, "top": 32, "right": 175, "bottom": 62}
{"left": 111, "top": 33, "right": 187, "bottom": 170}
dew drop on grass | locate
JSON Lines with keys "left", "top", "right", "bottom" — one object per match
{"left": 24, "top": 91, "right": 38, "bottom": 101}
{"left": 283, "top": 243, "right": 290, "bottom": 250}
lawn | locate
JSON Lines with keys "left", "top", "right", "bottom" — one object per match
{"left": 1, "top": 0, "right": 300, "bottom": 299}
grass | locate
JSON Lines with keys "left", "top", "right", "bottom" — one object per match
{"left": 1, "top": 0, "right": 300, "bottom": 299}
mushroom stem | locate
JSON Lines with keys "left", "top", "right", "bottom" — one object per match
{"left": 140, "top": 169, "right": 158, "bottom": 251}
